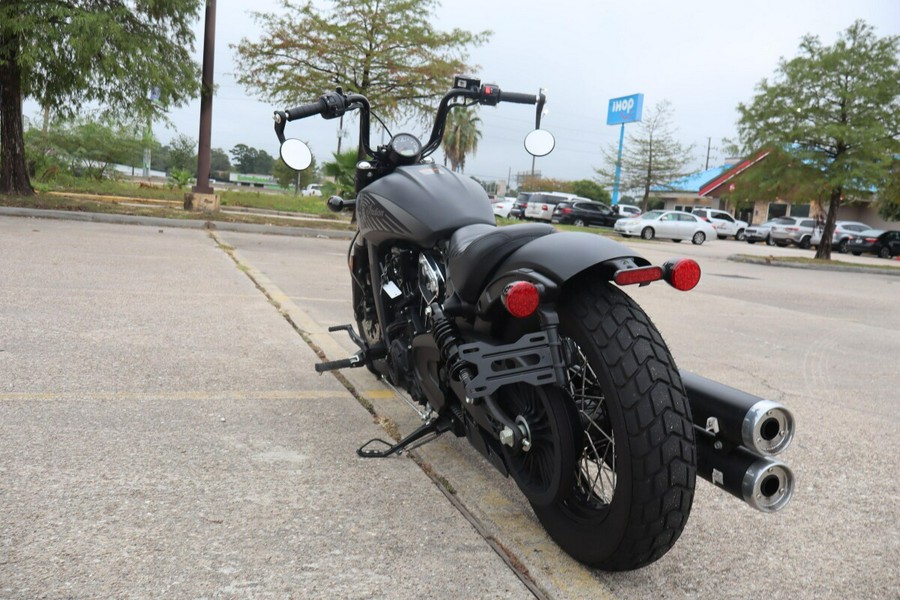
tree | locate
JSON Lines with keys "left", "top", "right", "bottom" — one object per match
{"left": 230, "top": 144, "right": 274, "bottom": 174}
{"left": 25, "top": 116, "right": 142, "bottom": 180}
{"left": 210, "top": 148, "right": 232, "bottom": 173}
{"left": 735, "top": 20, "right": 900, "bottom": 260}
{"left": 273, "top": 154, "right": 317, "bottom": 192}
{"left": 0, "top": 1, "right": 203, "bottom": 195}
{"left": 167, "top": 135, "right": 198, "bottom": 174}
{"left": 571, "top": 180, "right": 612, "bottom": 204}
{"left": 233, "top": 0, "right": 489, "bottom": 124}
{"left": 442, "top": 107, "right": 482, "bottom": 173}
{"left": 595, "top": 100, "right": 694, "bottom": 211}
{"left": 878, "top": 160, "right": 900, "bottom": 221}
{"left": 255, "top": 150, "right": 275, "bottom": 176}
{"left": 322, "top": 149, "right": 358, "bottom": 197}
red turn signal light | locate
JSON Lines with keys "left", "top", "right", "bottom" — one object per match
{"left": 613, "top": 265, "right": 663, "bottom": 286}
{"left": 662, "top": 258, "right": 701, "bottom": 291}
{"left": 502, "top": 281, "right": 540, "bottom": 318}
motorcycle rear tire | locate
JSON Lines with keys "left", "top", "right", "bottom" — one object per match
{"left": 532, "top": 278, "right": 696, "bottom": 571}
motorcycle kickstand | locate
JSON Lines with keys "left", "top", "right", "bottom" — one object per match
{"left": 357, "top": 414, "right": 453, "bottom": 458}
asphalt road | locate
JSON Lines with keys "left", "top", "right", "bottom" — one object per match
{"left": 2, "top": 214, "right": 898, "bottom": 599}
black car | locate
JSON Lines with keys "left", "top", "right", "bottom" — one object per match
{"left": 847, "top": 229, "right": 900, "bottom": 258}
{"left": 551, "top": 201, "right": 621, "bottom": 227}
{"left": 509, "top": 192, "right": 533, "bottom": 220}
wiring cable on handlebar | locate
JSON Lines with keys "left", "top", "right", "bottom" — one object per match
{"left": 369, "top": 109, "right": 393, "bottom": 142}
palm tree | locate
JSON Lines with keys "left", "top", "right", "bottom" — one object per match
{"left": 322, "top": 149, "right": 358, "bottom": 197}
{"left": 442, "top": 107, "right": 482, "bottom": 173}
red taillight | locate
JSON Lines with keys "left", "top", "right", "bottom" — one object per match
{"left": 864, "top": 237, "right": 878, "bottom": 243}
{"left": 614, "top": 266, "right": 663, "bottom": 286}
{"left": 502, "top": 281, "right": 540, "bottom": 318}
{"left": 786, "top": 227, "right": 799, "bottom": 231}
{"left": 562, "top": 207, "right": 573, "bottom": 214}
{"left": 663, "top": 258, "right": 701, "bottom": 291}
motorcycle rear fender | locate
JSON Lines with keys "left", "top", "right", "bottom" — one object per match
{"left": 474, "top": 231, "right": 649, "bottom": 315}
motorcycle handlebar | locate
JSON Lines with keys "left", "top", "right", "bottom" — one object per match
{"left": 274, "top": 81, "right": 545, "bottom": 159}
{"left": 498, "top": 91, "right": 537, "bottom": 105}
{"left": 283, "top": 98, "right": 327, "bottom": 121}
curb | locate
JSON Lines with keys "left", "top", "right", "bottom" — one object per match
{"left": 727, "top": 253, "right": 900, "bottom": 276}
{"left": 0, "top": 206, "right": 355, "bottom": 240}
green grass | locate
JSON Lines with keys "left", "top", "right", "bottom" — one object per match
{"left": 218, "top": 189, "right": 332, "bottom": 216}
{"left": 33, "top": 176, "right": 335, "bottom": 216}
{"left": 0, "top": 190, "right": 354, "bottom": 230}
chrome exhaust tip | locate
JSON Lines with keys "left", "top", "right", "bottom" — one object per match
{"left": 742, "top": 459, "right": 795, "bottom": 513}
{"left": 743, "top": 400, "right": 795, "bottom": 456}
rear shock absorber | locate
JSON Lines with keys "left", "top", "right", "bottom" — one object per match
{"left": 429, "top": 302, "right": 474, "bottom": 389}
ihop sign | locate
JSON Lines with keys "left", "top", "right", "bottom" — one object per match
{"left": 606, "top": 93, "right": 644, "bottom": 125}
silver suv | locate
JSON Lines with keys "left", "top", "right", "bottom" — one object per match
{"left": 810, "top": 221, "right": 871, "bottom": 253}
{"left": 524, "top": 192, "right": 578, "bottom": 221}
{"left": 769, "top": 216, "right": 820, "bottom": 249}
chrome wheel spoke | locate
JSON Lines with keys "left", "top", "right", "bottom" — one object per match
{"left": 564, "top": 339, "right": 616, "bottom": 506}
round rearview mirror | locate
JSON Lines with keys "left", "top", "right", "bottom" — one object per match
{"left": 280, "top": 138, "right": 312, "bottom": 171}
{"left": 524, "top": 129, "right": 555, "bottom": 157}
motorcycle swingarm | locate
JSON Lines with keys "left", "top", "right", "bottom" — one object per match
{"left": 458, "top": 331, "right": 564, "bottom": 399}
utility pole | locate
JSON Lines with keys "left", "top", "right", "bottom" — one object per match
{"left": 192, "top": 0, "right": 216, "bottom": 196}
{"left": 705, "top": 137, "right": 712, "bottom": 170}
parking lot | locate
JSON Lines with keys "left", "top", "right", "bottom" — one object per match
{"left": 2, "top": 215, "right": 898, "bottom": 599}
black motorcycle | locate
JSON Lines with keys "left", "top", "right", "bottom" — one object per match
{"left": 274, "top": 77, "right": 796, "bottom": 571}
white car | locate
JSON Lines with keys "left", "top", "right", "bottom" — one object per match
{"left": 615, "top": 210, "right": 717, "bottom": 245}
{"left": 491, "top": 197, "right": 515, "bottom": 219}
{"left": 302, "top": 184, "right": 323, "bottom": 197}
{"left": 614, "top": 203, "right": 641, "bottom": 218}
{"left": 691, "top": 208, "right": 749, "bottom": 240}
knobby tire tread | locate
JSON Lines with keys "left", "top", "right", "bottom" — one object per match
{"left": 554, "top": 278, "right": 696, "bottom": 570}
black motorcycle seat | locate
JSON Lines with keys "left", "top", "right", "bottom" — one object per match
{"left": 447, "top": 223, "right": 556, "bottom": 302}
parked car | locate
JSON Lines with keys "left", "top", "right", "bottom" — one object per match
{"left": 769, "top": 216, "right": 820, "bottom": 248}
{"left": 524, "top": 192, "right": 578, "bottom": 221}
{"left": 551, "top": 200, "right": 621, "bottom": 227}
{"left": 744, "top": 218, "right": 783, "bottom": 245}
{"left": 691, "top": 208, "right": 749, "bottom": 240}
{"left": 490, "top": 196, "right": 515, "bottom": 219}
{"left": 810, "top": 221, "right": 872, "bottom": 253}
{"left": 847, "top": 229, "right": 900, "bottom": 258}
{"left": 302, "top": 183, "right": 323, "bottom": 197}
{"left": 614, "top": 210, "right": 717, "bottom": 245}
{"left": 508, "top": 192, "right": 533, "bottom": 219}
{"left": 614, "top": 203, "right": 641, "bottom": 218}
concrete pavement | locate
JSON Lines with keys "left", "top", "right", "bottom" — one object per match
{"left": 2, "top": 208, "right": 898, "bottom": 600}
{"left": 0, "top": 215, "right": 532, "bottom": 599}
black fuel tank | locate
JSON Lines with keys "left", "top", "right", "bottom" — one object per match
{"left": 356, "top": 164, "right": 495, "bottom": 247}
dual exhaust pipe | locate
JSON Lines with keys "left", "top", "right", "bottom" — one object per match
{"left": 681, "top": 371, "right": 796, "bottom": 513}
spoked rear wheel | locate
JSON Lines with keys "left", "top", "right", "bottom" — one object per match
{"left": 531, "top": 279, "right": 696, "bottom": 571}
{"left": 499, "top": 383, "right": 580, "bottom": 507}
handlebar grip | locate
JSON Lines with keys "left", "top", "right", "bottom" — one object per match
{"left": 498, "top": 91, "right": 537, "bottom": 105}
{"left": 284, "top": 98, "right": 327, "bottom": 121}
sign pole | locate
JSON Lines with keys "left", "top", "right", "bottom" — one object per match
{"left": 612, "top": 123, "right": 625, "bottom": 206}
{"left": 606, "top": 92, "right": 644, "bottom": 207}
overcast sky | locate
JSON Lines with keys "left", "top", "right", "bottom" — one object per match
{"left": 31, "top": 0, "right": 899, "bottom": 184}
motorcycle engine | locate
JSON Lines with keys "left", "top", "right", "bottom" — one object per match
{"left": 376, "top": 246, "right": 444, "bottom": 403}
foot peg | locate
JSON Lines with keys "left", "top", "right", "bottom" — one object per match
{"left": 314, "top": 323, "right": 385, "bottom": 373}
{"left": 357, "top": 415, "right": 453, "bottom": 458}
{"left": 315, "top": 352, "right": 365, "bottom": 373}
